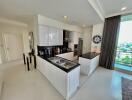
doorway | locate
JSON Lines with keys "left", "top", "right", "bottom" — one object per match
{"left": 3, "top": 33, "right": 23, "bottom": 62}
{"left": 114, "top": 14, "right": 132, "bottom": 72}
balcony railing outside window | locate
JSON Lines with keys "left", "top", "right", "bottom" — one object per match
{"left": 115, "top": 50, "right": 132, "bottom": 67}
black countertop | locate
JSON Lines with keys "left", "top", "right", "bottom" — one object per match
{"left": 38, "top": 55, "right": 80, "bottom": 73}
{"left": 80, "top": 52, "right": 100, "bottom": 59}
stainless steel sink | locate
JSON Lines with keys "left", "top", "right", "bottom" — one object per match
{"left": 48, "top": 56, "right": 77, "bottom": 69}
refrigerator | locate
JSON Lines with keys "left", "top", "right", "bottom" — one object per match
{"left": 78, "top": 38, "right": 83, "bottom": 56}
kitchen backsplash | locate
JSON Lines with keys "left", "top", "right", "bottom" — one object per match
{"left": 37, "top": 45, "right": 72, "bottom": 58}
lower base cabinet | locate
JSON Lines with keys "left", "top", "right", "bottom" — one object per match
{"left": 37, "top": 56, "right": 80, "bottom": 99}
{"left": 79, "top": 55, "right": 99, "bottom": 76}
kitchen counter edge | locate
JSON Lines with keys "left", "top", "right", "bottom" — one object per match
{"left": 38, "top": 55, "right": 80, "bottom": 73}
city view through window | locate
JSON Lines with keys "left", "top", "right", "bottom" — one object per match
{"left": 115, "top": 14, "right": 132, "bottom": 71}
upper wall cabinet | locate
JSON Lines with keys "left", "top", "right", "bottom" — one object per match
{"left": 38, "top": 25, "right": 63, "bottom": 46}
{"left": 38, "top": 25, "right": 49, "bottom": 46}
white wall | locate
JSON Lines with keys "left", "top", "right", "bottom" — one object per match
{"left": 64, "top": 30, "right": 92, "bottom": 54}
{"left": 69, "top": 31, "right": 82, "bottom": 51}
{"left": 91, "top": 23, "right": 104, "bottom": 53}
{"left": 81, "top": 27, "right": 93, "bottom": 54}
{"left": 0, "top": 21, "right": 29, "bottom": 63}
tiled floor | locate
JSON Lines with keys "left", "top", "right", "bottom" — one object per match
{"left": 1, "top": 64, "right": 132, "bottom": 100}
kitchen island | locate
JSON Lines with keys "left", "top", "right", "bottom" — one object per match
{"left": 37, "top": 56, "right": 80, "bottom": 99}
{"left": 79, "top": 52, "right": 100, "bottom": 76}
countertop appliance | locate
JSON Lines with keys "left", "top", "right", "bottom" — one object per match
{"left": 38, "top": 46, "right": 53, "bottom": 58}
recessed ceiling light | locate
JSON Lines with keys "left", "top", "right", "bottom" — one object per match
{"left": 63, "top": 16, "right": 68, "bottom": 19}
{"left": 121, "top": 7, "right": 127, "bottom": 11}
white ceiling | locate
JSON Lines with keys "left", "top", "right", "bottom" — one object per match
{"left": 98, "top": 0, "right": 132, "bottom": 17}
{"left": 0, "top": 0, "right": 132, "bottom": 26}
{"left": 0, "top": 0, "right": 102, "bottom": 26}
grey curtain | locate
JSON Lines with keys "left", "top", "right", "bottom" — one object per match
{"left": 99, "top": 15, "right": 121, "bottom": 69}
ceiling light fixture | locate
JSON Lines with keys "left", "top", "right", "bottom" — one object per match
{"left": 121, "top": 7, "right": 127, "bottom": 11}
{"left": 63, "top": 16, "right": 68, "bottom": 19}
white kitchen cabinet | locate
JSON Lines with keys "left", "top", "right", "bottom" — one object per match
{"left": 67, "top": 67, "right": 80, "bottom": 97}
{"left": 58, "top": 29, "right": 63, "bottom": 45}
{"left": 37, "top": 56, "right": 45, "bottom": 73}
{"left": 38, "top": 25, "right": 63, "bottom": 46}
{"left": 37, "top": 56, "right": 80, "bottom": 99}
{"left": 79, "top": 55, "right": 99, "bottom": 76}
{"left": 37, "top": 56, "right": 48, "bottom": 77}
{"left": 38, "top": 25, "right": 49, "bottom": 46}
{"left": 46, "top": 62, "right": 57, "bottom": 85}
{"left": 49, "top": 27, "right": 63, "bottom": 46}
{"left": 49, "top": 27, "right": 56, "bottom": 46}
{"left": 56, "top": 52, "right": 74, "bottom": 61}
